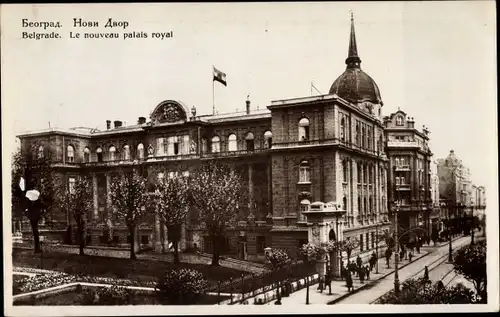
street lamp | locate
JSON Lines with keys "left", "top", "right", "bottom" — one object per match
{"left": 393, "top": 165, "right": 400, "bottom": 295}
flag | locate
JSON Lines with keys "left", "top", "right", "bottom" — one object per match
{"left": 213, "top": 66, "right": 227, "bottom": 86}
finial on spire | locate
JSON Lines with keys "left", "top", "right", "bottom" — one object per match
{"left": 345, "top": 12, "right": 361, "bottom": 69}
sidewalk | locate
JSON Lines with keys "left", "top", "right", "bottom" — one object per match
{"left": 264, "top": 249, "right": 429, "bottom": 305}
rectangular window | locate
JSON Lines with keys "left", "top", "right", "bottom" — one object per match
{"left": 371, "top": 232, "right": 375, "bottom": 249}
{"left": 366, "top": 234, "right": 369, "bottom": 250}
{"left": 360, "top": 234, "right": 364, "bottom": 252}
{"left": 401, "top": 176, "right": 405, "bottom": 185}
{"left": 299, "top": 166, "right": 311, "bottom": 183}
{"left": 68, "top": 177, "right": 76, "bottom": 194}
{"left": 396, "top": 177, "right": 400, "bottom": 185}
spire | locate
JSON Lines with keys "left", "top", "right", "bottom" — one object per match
{"left": 345, "top": 12, "right": 361, "bottom": 68}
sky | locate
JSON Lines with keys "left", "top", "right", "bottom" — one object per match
{"left": 1, "top": 2, "right": 497, "bottom": 203}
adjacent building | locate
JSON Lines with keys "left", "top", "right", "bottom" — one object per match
{"left": 383, "top": 110, "right": 433, "bottom": 242}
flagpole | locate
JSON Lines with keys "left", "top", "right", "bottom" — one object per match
{"left": 212, "top": 77, "right": 215, "bottom": 115}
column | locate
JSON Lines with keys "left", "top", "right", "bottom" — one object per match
{"left": 92, "top": 173, "right": 98, "bottom": 220}
{"left": 105, "top": 173, "right": 111, "bottom": 221}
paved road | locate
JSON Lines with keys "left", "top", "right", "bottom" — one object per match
{"left": 337, "top": 235, "right": 473, "bottom": 304}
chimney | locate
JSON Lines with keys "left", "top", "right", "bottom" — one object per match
{"left": 138, "top": 117, "right": 146, "bottom": 125}
{"left": 114, "top": 120, "right": 123, "bottom": 128}
{"left": 106, "top": 120, "right": 111, "bottom": 130}
{"left": 246, "top": 95, "right": 251, "bottom": 114}
{"left": 407, "top": 117, "right": 415, "bottom": 129}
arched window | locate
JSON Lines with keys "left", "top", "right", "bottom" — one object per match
{"left": 396, "top": 116, "right": 403, "bottom": 126}
{"left": 358, "top": 196, "right": 362, "bottom": 213}
{"left": 299, "top": 199, "right": 310, "bottom": 222}
{"left": 123, "top": 145, "right": 130, "bottom": 160}
{"left": 137, "top": 143, "right": 144, "bottom": 159}
{"left": 109, "top": 146, "right": 116, "bottom": 161}
{"left": 342, "top": 196, "right": 347, "bottom": 211}
{"left": 299, "top": 160, "right": 311, "bottom": 183}
{"left": 83, "top": 147, "right": 90, "bottom": 163}
{"left": 245, "top": 132, "right": 255, "bottom": 151}
{"left": 369, "top": 196, "right": 373, "bottom": 214}
{"left": 37, "top": 145, "right": 44, "bottom": 158}
{"left": 264, "top": 131, "right": 273, "bottom": 149}
{"left": 228, "top": 134, "right": 237, "bottom": 151}
{"left": 298, "top": 118, "right": 310, "bottom": 141}
{"left": 211, "top": 136, "right": 220, "bottom": 153}
{"left": 67, "top": 145, "right": 75, "bottom": 162}
{"left": 340, "top": 117, "right": 346, "bottom": 141}
{"left": 96, "top": 147, "right": 103, "bottom": 162}
{"left": 395, "top": 158, "right": 400, "bottom": 167}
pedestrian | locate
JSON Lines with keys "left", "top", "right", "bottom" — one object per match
{"left": 409, "top": 252, "right": 413, "bottom": 262}
{"left": 399, "top": 250, "right": 404, "bottom": 262}
{"left": 385, "top": 248, "right": 391, "bottom": 268}
{"left": 365, "top": 265, "right": 370, "bottom": 280}
{"left": 424, "top": 265, "right": 429, "bottom": 282}
{"left": 359, "top": 267, "right": 365, "bottom": 284}
{"left": 416, "top": 243, "right": 421, "bottom": 254}
{"left": 346, "top": 272, "right": 353, "bottom": 292}
{"left": 325, "top": 268, "right": 332, "bottom": 294}
{"left": 356, "top": 255, "right": 362, "bottom": 271}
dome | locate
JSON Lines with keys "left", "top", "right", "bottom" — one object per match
{"left": 329, "top": 14, "right": 383, "bottom": 105}
{"left": 329, "top": 68, "right": 382, "bottom": 104}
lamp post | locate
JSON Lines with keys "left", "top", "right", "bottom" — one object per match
{"left": 393, "top": 166, "right": 400, "bottom": 295}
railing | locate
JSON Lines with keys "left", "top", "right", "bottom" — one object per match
{"left": 272, "top": 138, "right": 382, "bottom": 157}
{"left": 396, "top": 184, "right": 411, "bottom": 191}
{"left": 208, "top": 261, "right": 316, "bottom": 305}
{"left": 387, "top": 141, "right": 420, "bottom": 148}
{"left": 395, "top": 165, "right": 411, "bottom": 171}
{"left": 201, "top": 148, "right": 269, "bottom": 158}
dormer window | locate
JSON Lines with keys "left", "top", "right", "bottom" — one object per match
{"left": 396, "top": 116, "right": 404, "bottom": 126}
{"left": 228, "top": 134, "right": 237, "bottom": 151}
{"left": 299, "top": 160, "right": 311, "bottom": 183}
{"left": 245, "top": 132, "right": 255, "bottom": 151}
{"left": 67, "top": 145, "right": 75, "bottom": 162}
{"left": 298, "top": 118, "right": 310, "bottom": 141}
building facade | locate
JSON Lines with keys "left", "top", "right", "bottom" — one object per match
{"left": 383, "top": 110, "right": 434, "bottom": 242}
{"left": 429, "top": 160, "right": 441, "bottom": 234}
{"left": 15, "top": 16, "right": 391, "bottom": 260}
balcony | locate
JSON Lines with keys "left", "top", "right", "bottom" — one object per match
{"left": 395, "top": 165, "right": 411, "bottom": 171}
{"left": 395, "top": 184, "right": 411, "bottom": 191}
{"left": 201, "top": 148, "right": 269, "bottom": 159}
{"left": 387, "top": 141, "right": 420, "bottom": 149}
{"left": 272, "top": 138, "right": 382, "bottom": 158}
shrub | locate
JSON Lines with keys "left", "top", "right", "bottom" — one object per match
{"left": 155, "top": 268, "right": 208, "bottom": 305}
{"left": 81, "top": 286, "right": 133, "bottom": 305}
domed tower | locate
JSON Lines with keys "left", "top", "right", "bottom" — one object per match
{"left": 330, "top": 14, "right": 383, "bottom": 119}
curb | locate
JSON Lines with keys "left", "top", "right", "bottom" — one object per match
{"left": 327, "top": 251, "right": 431, "bottom": 305}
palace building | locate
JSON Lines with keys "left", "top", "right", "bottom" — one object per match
{"left": 16, "top": 16, "right": 391, "bottom": 260}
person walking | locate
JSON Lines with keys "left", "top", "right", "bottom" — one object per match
{"left": 424, "top": 265, "right": 429, "bottom": 282}
{"left": 409, "top": 251, "right": 413, "bottom": 262}
{"left": 365, "top": 265, "right": 370, "bottom": 280}
{"left": 346, "top": 272, "right": 353, "bottom": 292}
{"left": 399, "top": 250, "right": 404, "bottom": 262}
{"left": 385, "top": 248, "right": 391, "bottom": 268}
{"left": 359, "top": 267, "right": 365, "bottom": 284}
{"left": 356, "top": 255, "right": 362, "bottom": 273}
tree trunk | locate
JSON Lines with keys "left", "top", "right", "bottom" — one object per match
{"left": 130, "top": 226, "right": 136, "bottom": 260}
{"left": 29, "top": 218, "right": 41, "bottom": 253}
{"left": 211, "top": 233, "right": 220, "bottom": 266}
{"left": 77, "top": 221, "right": 85, "bottom": 256}
{"left": 173, "top": 240, "right": 180, "bottom": 264}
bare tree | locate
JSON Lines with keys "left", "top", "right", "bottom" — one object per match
{"left": 149, "top": 175, "right": 190, "bottom": 264}
{"left": 109, "top": 170, "right": 149, "bottom": 259}
{"left": 189, "top": 161, "right": 246, "bottom": 266}
{"left": 57, "top": 175, "right": 93, "bottom": 255}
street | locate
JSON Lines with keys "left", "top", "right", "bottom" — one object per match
{"left": 337, "top": 235, "right": 473, "bottom": 304}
